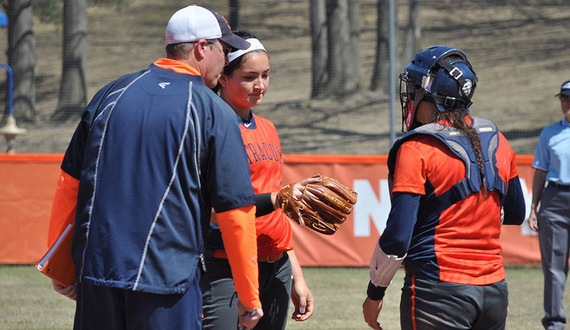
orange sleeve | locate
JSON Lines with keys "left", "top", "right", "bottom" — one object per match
{"left": 392, "top": 142, "right": 428, "bottom": 194}
{"left": 216, "top": 204, "right": 261, "bottom": 309}
{"left": 47, "top": 170, "right": 79, "bottom": 247}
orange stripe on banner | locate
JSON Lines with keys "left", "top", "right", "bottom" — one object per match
{"left": 0, "top": 153, "right": 64, "bottom": 163}
{"left": 283, "top": 154, "right": 388, "bottom": 164}
{"left": 515, "top": 154, "right": 533, "bottom": 165}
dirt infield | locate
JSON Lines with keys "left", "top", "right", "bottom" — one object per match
{"left": 1, "top": 0, "right": 569, "bottom": 155}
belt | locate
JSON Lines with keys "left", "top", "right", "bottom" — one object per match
{"left": 549, "top": 181, "right": 570, "bottom": 191}
{"left": 211, "top": 249, "right": 285, "bottom": 263}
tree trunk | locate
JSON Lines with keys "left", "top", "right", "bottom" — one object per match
{"left": 228, "top": 0, "right": 240, "bottom": 29}
{"left": 403, "top": 0, "right": 421, "bottom": 64}
{"left": 52, "top": 0, "right": 88, "bottom": 122}
{"left": 310, "top": 0, "right": 327, "bottom": 99}
{"left": 310, "top": 0, "right": 361, "bottom": 100}
{"left": 369, "top": 0, "right": 389, "bottom": 94}
{"left": 326, "top": 0, "right": 350, "bottom": 99}
{"left": 346, "top": 1, "right": 361, "bottom": 94}
{"left": 6, "top": 0, "right": 36, "bottom": 122}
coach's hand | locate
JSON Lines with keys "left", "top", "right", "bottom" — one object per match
{"left": 363, "top": 297, "right": 383, "bottom": 330}
{"left": 237, "top": 301, "right": 263, "bottom": 330}
{"left": 52, "top": 280, "right": 77, "bottom": 301}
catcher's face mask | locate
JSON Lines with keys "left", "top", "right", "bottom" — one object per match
{"left": 399, "top": 72, "right": 431, "bottom": 132}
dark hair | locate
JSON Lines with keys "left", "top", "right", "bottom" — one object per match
{"left": 438, "top": 110, "right": 488, "bottom": 196}
{"left": 212, "top": 29, "right": 268, "bottom": 94}
{"left": 433, "top": 55, "right": 487, "bottom": 196}
{"left": 222, "top": 30, "right": 259, "bottom": 76}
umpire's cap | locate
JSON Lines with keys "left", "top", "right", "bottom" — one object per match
{"left": 555, "top": 80, "right": 570, "bottom": 97}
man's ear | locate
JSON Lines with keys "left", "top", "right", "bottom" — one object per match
{"left": 194, "top": 39, "right": 208, "bottom": 60}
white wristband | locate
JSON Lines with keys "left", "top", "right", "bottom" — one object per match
{"left": 369, "top": 242, "right": 406, "bottom": 287}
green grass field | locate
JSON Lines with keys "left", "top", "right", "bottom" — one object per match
{"left": 0, "top": 265, "right": 559, "bottom": 329}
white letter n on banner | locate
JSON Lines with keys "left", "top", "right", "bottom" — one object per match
{"left": 353, "top": 179, "right": 391, "bottom": 237}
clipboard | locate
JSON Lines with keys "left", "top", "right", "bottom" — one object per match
{"left": 36, "top": 222, "right": 76, "bottom": 287}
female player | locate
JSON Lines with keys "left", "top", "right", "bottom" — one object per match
{"left": 362, "top": 46, "right": 526, "bottom": 330}
{"left": 201, "top": 30, "right": 314, "bottom": 330}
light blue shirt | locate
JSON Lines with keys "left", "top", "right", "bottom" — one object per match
{"left": 532, "top": 117, "right": 570, "bottom": 185}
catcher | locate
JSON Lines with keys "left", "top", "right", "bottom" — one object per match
{"left": 362, "top": 46, "right": 525, "bottom": 330}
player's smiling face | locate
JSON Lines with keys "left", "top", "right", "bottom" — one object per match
{"left": 220, "top": 52, "right": 270, "bottom": 114}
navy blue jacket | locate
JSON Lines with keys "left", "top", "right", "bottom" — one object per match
{"left": 62, "top": 63, "right": 255, "bottom": 294}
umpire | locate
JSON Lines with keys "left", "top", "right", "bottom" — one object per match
{"left": 528, "top": 80, "right": 570, "bottom": 330}
{"left": 46, "top": 5, "right": 263, "bottom": 329}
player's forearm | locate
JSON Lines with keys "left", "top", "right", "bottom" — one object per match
{"left": 531, "top": 169, "right": 547, "bottom": 211}
{"left": 502, "top": 176, "right": 526, "bottom": 225}
{"left": 216, "top": 204, "right": 261, "bottom": 309}
{"left": 379, "top": 192, "right": 420, "bottom": 257}
{"left": 367, "top": 281, "right": 387, "bottom": 300}
{"left": 368, "top": 242, "right": 405, "bottom": 300}
{"left": 254, "top": 193, "right": 277, "bottom": 217}
{"left": 287, "top": 250, "right": 305, "bottom": 282}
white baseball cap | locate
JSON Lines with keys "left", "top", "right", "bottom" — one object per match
{"left": 165, "top": 5, "right": 250, "bottom": 50}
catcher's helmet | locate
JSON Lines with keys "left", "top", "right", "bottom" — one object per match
{"left": 399, "top": 45, "right": 477, "bottom": 132}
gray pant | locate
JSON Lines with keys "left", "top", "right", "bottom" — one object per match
{"left": 539, "top": 184, "right": 570, "bottom": 330}
{"left": 400, "top": 275, "right": 509, "bottom": 330}
{"left": 201, "top": 252, "right": 292, "bottom": 330}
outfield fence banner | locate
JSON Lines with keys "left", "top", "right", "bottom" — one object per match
{"left": 0, "top": 153, "right": 539, "bottom": 265}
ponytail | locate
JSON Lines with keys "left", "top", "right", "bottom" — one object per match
{"left": 439, "top": 110, "right": 488, "bottom": 196}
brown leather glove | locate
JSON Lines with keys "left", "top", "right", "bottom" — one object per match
{"left": 278, "top": 174, "right": 358, "bottom": 235}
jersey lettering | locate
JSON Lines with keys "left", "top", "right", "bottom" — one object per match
{"left": 245, "top": 142, "right": 281, "bottom": 165}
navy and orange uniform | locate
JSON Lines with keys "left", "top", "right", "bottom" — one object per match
{"left": 382, "top": 117, "right": 524, "bottom": 284}
{"left": 240, "top": 113, "right": 293, "bottom": 257}
{"left": 205, "top": 112, "right": 293, "bottom": 259}
{"left": 202, "top": 112, "right": 293, "bottom": 329}
{"left": 48, "top": 59, "right": 260, "bottom": 309}
{"left": 369, "top": 116, "right": 526, "bottom": 329}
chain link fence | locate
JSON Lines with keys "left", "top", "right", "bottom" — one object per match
{"left": 1, "top": 0, "right": 568, "bottom": 154}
